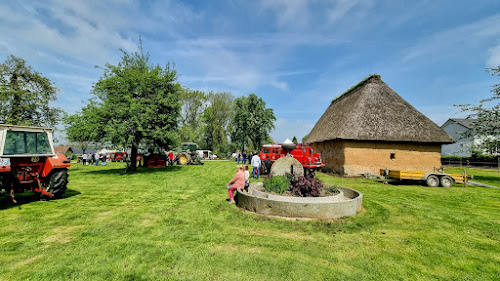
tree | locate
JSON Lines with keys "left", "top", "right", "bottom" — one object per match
{"left": 457, "top": 67, "right": 500, "bottom": 154}
{"left": 64, "top": 103, "right": 106, "bottom": 154}
{"left": 292, "top": 136, "right": 298, "bottom": 144}
{"left": 202, "top": 92, "right": 233, "bottom": 155}
{"left": 90, "top": 42, "right": 182, "bottom": 172}
{"left": 231, "top": 94, "right": 276, "bottom": 152}
{"left": 302, "top": 133, "right": 310, "bottom": 143}
{"left": 179, "top": 89, "right": 207, "bottom": 143}
{"left": 0, "top": 55, "right": 62, "bottom": 127}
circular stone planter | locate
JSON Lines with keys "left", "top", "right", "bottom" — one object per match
{"left": 236, "top": 182, "right": 363, "bottom": 220}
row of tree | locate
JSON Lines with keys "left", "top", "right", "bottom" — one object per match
{"left": 0, "top": 44, "right": 276, "bottom": 171}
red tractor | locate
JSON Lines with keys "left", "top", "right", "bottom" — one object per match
{"left": 0, "top": 125, "right": 70, "bottom": 203}
{"left": 259, "top": 143, "right": 325, "bottom": 176}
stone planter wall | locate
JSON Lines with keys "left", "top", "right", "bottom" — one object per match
{"left": 236, "top": 182, "right": 363, "bottom": 220}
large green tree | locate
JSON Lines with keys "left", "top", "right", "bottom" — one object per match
{"left": 179, "top": 89, "right": 207, "bottom": 143}
{"left": 89, "top": 43, "right": 181, "bottom": 171}
{"left": 231, "top": 94, "right": 276, "bottom": 152}
{"left": 0, "top": 55, "right": 62, "bottom": 127}
{"left": 202, "top": 92, "right": 233, "bottom": 155}
{"left": 457, "top": 67, "right": 500, "bottom": 154}
{"left": 64, "top": 103, "right": 106, "bottom": 154}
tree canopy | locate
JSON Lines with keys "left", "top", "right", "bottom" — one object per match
{"left": 457, "top": 67, "right": 500, "bottom": 154}
{"left": 202, "top": 92, "right": 233, "bottom": 155}
{"left": 231, "top": 94, "right": 276, "bottom": 152}
{"left": 0, "top": 55, "right": 62, "bottom": 127}
{"left": 66, "top": 43, "right": 182, "bottom": 171}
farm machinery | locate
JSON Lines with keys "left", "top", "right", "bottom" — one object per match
{"left": 259, "top": 142, "right": 325, "bottom": 176}
{"left": 0, "top": 125, "right": 70, "bottom": 203}
{"left": 172, "top": 142, "right": 203, "bottom": 165}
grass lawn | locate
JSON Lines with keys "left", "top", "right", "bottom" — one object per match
{"left": 1, "top": 161, "right": 499, "bottom": 280}
{"left": 444, "top": 166, "right": 500, "bottom": 187}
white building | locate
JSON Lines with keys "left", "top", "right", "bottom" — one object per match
{"left": 441, "top": 119, "right": 478, "bottom": 156}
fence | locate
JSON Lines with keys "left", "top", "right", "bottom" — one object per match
{"left": 441, "top": 157, "right": 499, "bottom": 169}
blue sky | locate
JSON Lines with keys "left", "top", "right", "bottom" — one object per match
{"left": 1, "top": 0, "right": 500, "bottom": 144}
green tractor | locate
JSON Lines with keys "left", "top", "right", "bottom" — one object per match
{"left": 175, "top": 142, "right": 203, "bottom": 165}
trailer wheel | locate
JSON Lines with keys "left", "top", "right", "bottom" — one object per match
{"left": 425, "top": 175, "right": 439, "bottom": 187}
{"left": 47, "top": 169, "right": 68, "bottom": 199}
{"left": 178, "top": 152, "right": 191, "bottom": 165}
{"left": 440, "top": 176, "right": 454, "bottom": 187}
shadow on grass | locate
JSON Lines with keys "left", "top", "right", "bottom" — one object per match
{"left": 0, "top": 189, "right": 81, "bottom": 210}
{"left": 78, "top": 165, "right": 184, "bottom": 176}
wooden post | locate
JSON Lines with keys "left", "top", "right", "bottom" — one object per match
{"left": 463, "top": 169, "right": 467, "bottom": 188}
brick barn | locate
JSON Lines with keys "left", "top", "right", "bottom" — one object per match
{"left": 306, "top": 75, "right": 454, "bottom": 176}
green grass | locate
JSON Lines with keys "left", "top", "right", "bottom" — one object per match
{"left": 444, "top": 166, "right": 500, "bottom": 187}
{"left": 0, "top": 162, "right": 499, "bottom": 280}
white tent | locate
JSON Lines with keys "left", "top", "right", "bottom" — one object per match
{"left": 283, "top": 138, "right": 293, "bottom": 144}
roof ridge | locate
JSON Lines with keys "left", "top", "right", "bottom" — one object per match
{"left": 331, "top": 74, "right": 381, "bottom": 104}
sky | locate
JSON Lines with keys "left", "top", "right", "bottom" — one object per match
{"left": 1, "top": 0, "right": 500, "bottom": 144}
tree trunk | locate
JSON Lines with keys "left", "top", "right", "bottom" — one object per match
{"left": 129, "top": 143, "right": 138, "bottom": 172}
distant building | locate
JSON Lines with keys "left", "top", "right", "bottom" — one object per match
{"left": 441, "top": 118, "right": 498, "bottom": 156}
{"left": 307, "top": 75, "right": 454, "bottom": 175}
{"left": 441, "top": 119, "right": 477, "bottom": 157}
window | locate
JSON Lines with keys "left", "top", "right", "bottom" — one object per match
{"left": 4, "top": 131, "right": 51, "bottom": 155}
{"left": 390, "top": 153, "right": 396, "bottom": 160}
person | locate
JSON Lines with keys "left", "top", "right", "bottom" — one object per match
{"left": 242, "top": 152, "right": 247, "bottom": 164}
{"left": 167, "top": 151, "right": 175, "bottom": 166}
{"left": 251, "top": 152, "right": 261, "bottom": 179}
{"left": 82, "top": 153, "right": 88, "bottom": 166}
{"left": 264, "top": 158, "right": 272, "bottom": 175}
{"left": 100, "top": 154, "right": 107, "bottom": 165}
{"left": 95, "top": 152, "right": 100, "bottom": 166}
{"left": 244, "top": 165, "right": 250, "bottom": 190}
{"left": 226, "top": 165, "right": 245, "bottom": 204}
{"left": 237, "top": 153, "right": 241, "bottom": 164}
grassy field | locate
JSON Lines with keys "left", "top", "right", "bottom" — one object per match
{"left": 444, "top": 166, "right": 500, "bottom": 187}
{"left": 0, "top": 161, "right": 499, "bottom": 280}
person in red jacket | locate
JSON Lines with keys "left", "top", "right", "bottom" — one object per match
{"left": 227, "top": 165, "right": 245, "bottom": 204}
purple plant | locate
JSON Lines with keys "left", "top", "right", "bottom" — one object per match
{"left": 290, "top": 175, "right": 324, "bottom": 197}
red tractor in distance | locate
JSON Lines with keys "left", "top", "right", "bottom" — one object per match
{"left": 0, "top": 125, "right": 70, "bottom": 203}
{"left": 259, "top": 143, "right": 325, "bottom": 176}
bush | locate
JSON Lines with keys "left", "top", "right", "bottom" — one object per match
{"left": 263, "top": 175, "right": 291, "bottom": 194}
{"left": 290, "top": 176, "right": 324, "bottom": 197}
{"left": 325, "top": 184, "right": 339, "bottom": 195}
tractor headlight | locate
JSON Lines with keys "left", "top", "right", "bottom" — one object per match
{"left": 0, "top": 157, "right": 11, "bottom": 166}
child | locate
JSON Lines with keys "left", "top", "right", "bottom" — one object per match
{"left": 244, "top": 165, "right": 250, "bottom": 190}
{"left": 227, "top": 165, "right": 245, "bottom": 204}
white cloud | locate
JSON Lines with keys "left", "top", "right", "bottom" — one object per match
{"left": 487, "top": 43, "right": 500, "bottom": 67}
{"left": 401, "top": 14, "right": 500, "bottom": 64}
{"left": 260, "top": 0, "right": 310, "bottom": 29}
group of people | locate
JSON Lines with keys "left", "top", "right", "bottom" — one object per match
{"left": 81, "top": 153, "right": 107, "bottom": 166}
{"left": 227, "top": 152, "right": 263, "bottom": 204}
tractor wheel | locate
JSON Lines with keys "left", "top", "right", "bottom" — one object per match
{"left": 178, "top": 152, "right": 191, "bottom": 165}
{"left": 426, "top": 175, "right": 439, "bottom": 187}
{"left": 440, "top": 176, "right": 454, "bottom": 187}
{"left": 47, "top": 169, "right": 68, "bottom": 199}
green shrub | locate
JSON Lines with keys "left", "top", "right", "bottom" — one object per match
{"left": 325, "top": 184, "right": 340, "bottom": 195}
{"left": 263, "top": 175, "right": 291, "bottom": 194}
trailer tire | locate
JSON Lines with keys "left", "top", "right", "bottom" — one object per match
{"left": 426, "top": 175, "right": 439, "bottom": 187}
{"left": 47, "top": 169, "right": 68, "bottom": 199}
{"left": 440, "top": 176, "right": 454, "bottom": 187}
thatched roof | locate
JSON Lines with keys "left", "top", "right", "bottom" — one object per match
{"left": 307, "top": 75, "right": 454, "bottom": 144}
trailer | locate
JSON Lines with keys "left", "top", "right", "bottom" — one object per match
{"left": 380, "top": 169, "right": 467, "bottom": 187}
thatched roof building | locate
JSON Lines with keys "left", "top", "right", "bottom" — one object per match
{"left": 308, "top": 75, "right": 453, "bottom": 175}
